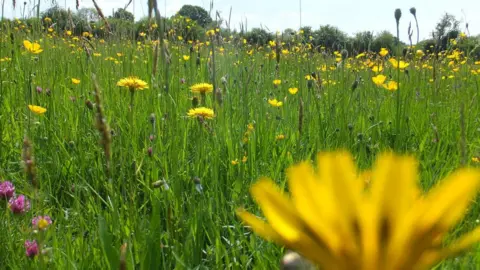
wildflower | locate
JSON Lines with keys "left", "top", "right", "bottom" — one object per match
{"left": 117, "top": 76, "right": 149, "bottom": 92}
{"left": 206, "top": 29, "right": 216, "bottom": 37}
{"left": 66, "top": 30, "right": 72, "bottom": 36}
{"left": 383, "top": 80, "right": 399, "bottom": 91}
{"left": 282, "top": 49, "right": 290, "bottom": 55}
{"left": 9, "top": 195, "right": 30, "bottom": 214}
{"left": 32, "top": 216, "right": 52, "bottom": 230}
{"left": 305, "top": 75, "right": 312, "bottom": 80}
{"left": 371, "top": 74, "right": 387, "bottom": 86}
{"left": 139, "top": 32, "right": 146, "bottom": 37}
{"left": 379, "top": 48, "right": 389, "bottom": 57}
{"left": 288, "top": 87, "right": 299, "bottom": 95}
{"left": 183, "top": 55, "right": 190, "bottom": 61}
{"left": 371, "top": 66, "right": 383, "bottom": 73}
{"left": 23, "top": 40, "right": 43, "bottom": 54}
{"left": 0, "top": 181, "right": 15, "bottom": 199}
{"left": 237, "top": 151, "right": 480, "bottom": 270}
{"left": 231, "top": 160, "right": 239, "bottom": 165}
{"left": 187, "top": 107, "right": 215, "bottom": 119}
{"left": 276, "top": 134, "right": 285, "bottom": 140}
{"left": 472, "top": 157, "right": 480, "bottom": 163}
{"left": 24, "top": 240, "right": 39, "bottom": 258}
{"left": 190, "top": 83, "right": 213, "bottom": 94}
{"left": 389, "top": 58, "right": 409, "bottom": 69}
{"left": 415, "top": 50, "right": 425, "bottom": 58}
{"left": 268, "top": 99, "right": 283, "bottom": 107}
{"left": 28, "top": 105, "right": 47, "bottom": 115}
{"left": 248, "top": 123, "right": 254, "bottom": 131}
{"left": 273, "top": 79, "right": 282, "bottom": 86}
{"left": 177, "top": 36, "right": 183, "bottom": 41}
{"left": 71, "top": 78, "right": 81, "bottom": 84}
{"left": 242, "top": 156, "right": 248, "bottom": 163}
{"left": 82, "top": 32, "right": 90, "bottom": 37}
{"left": 44, "top": 17, "right": 52, "bottom": 23}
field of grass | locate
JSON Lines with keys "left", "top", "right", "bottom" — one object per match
{"left": 1, "top": 16, "right": 480, "bottom": 269}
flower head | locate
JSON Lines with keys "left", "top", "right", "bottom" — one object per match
{"left": 23, "top": 40, "right": 43, "bottom": 54}
{"left": 288, "top": 87, "right": 299, "bottom": 95}
{"left": 187, "top": 107, "right": 215, "bottom": 119}
{"left": 273, "top": 79, "right": 282, "bottom": 86}
{"left": 71, "top": 78, "right": 81, "bottom": 85}
{"left": 389, "top": 58, "right": 409, "bottom": 69}
{"left": 117, "top": 76, "right": 149, "bottom": 91}
{"left": 268, "top": 98, "right": 283, "bottom": 107}
{"left": 383, "top": 80, "right": 399, "bottom": 91}
{"left": 32, "top": 216, "right": 53, "bottom": 230}
{"left": 372, "top": 74, "right": 387, "bottom": 86}
{"left": 0, "top": 181, "right": 15, "bottom": 199}
{"left": 237, "top": 151, "right": 480, "bottom": 270}
{"left": 379, "top": 48, "right": 389, "bottom": 57}
{"left": 24, "top": 240, "right": 38, "bottom": 258}
{"left": 9, "top": 195, "right": 30, "bottom": 214}
{"left": 28, "top": 105, "right": 47, "bottom": 115}
{"left": 190, "top": 83, "right": 214, "bottom": 94}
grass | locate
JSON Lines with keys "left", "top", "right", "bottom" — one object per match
{"left": 1, "top": 18, "right": 480, "bottom": 269}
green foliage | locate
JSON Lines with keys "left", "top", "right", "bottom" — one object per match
{"left": 312, "top": 25, "right": 348, "bottom": 51}
{"left": 371, "top": 31, "right": 397, "bottom": 53}
{"left": 244, "top": 28, "right": 273, "bottom": 45}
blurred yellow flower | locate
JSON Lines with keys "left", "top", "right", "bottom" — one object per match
{"left": 28, "top": 105, "right": 47, "bottom": 115}
{"left": 190, "top": 83, "right": 213, "bottom": 94}
{"left": 273, "top": 79, "right": 282, "bottom": 86}
{"left": 383, "top": 80, "right": 398, "bottom": 91}
{"left": 183, "top": 55, "right": 190, "bottom": 61}
{"left": 71, "top": 78, "right": 81, "bottom": 84}
{"left": 117, "top": 76, "right": 148, "bottom": 91}
{"left": 231, "top": 159, "right": 239, "bottom": 165}
{"left": 268, "top": 99, "right": 283, "bottom": 107}
{"left": 355, "top": 52, "right": 365, "bottom": 59}
{"left": 415, "top": 50, "right": 425, "bottom": 58}
{"left": 389, "top": 58, "right": 409, "bottom": 69}
{"left": 23, "top": 40, "right": 43, "bottom": 54}
{"left": 371, "top": 65, "right": 383, "bottom": 73}
{"left": 187, "top": 107, "right": 215, "bottom": 119}
{"left": 371, "top": 74, "right": 387, "bottom": 86}
{"left": 379, "top": 48, "right": 389, "bottom": 57}
{"left": 237, "top": 151, "right": 480, "bottom": 270}
{"left": 288, "top": 87, "right": 299, "bottom": 95}
{"left": 275, "top": 134, "right": 285, "bottom": 140}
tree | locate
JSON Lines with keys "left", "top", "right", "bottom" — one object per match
{"left": 77, "top": 8, "right": 99, "bottom": 23}
{"left": 433, "top": 13, "right": 460, "bottom": 50}
{"left": 177, "top": 5, "right": 212, "bottom": 28}
{"left": 312, "top": 25, "right": 347, "bottom": 51}
{"left": 350, "top": 31, "right": 374, "bottom": 52}
{"left": 371, "top": 31, "right": 397, "bottom": 53}
{"left": 244, "top": 28, "right": 273, "bottom": 45}
{"left": 113, "top": 8, "right": 134, "bottom": 22}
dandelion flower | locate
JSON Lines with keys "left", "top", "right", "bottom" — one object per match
{"left": 237, "top": 151, "right": 480, "bottom": 270}
{"left": 268, "top": 99, "right": 283, "bottom": 107}
{"left": 117, "top": 76, "right": 149, "bottom": 91}
{"left": 23, "top": 40, "right": 43, "bottom": 54}
{"left": 190, "top": 83, "right": 213, "bottom": 94}
{"left": 187, "top": 107, "right": 215, "bottom": 119}
{"left": 28, "top": 105, "right": 47, "bottom": 115}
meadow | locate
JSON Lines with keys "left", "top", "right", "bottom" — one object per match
{"left": 1, "top": 9, "right": 480, "bottom": 269}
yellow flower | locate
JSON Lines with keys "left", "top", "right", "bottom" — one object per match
{"left": 23, "top": 40, "right": 43, "bottom": 54}
{"left": 116, "top": 76, "right": 149, "bottom": 91}
{"left": 355, "top": 52, "right": 365, "bottom": 59}
{"left": 288, "top": 87, "right": 299, "bottom": 95}
{"left": 187, "top": 107, "right": 215, "bottom": 119}
{"left": 282, "top": 49, "right": 289, "bottom": 55}
{"left": 44, "top": 17, "right": 52, "bottom": 23}
{"left": 383, "top": 80, "right": 398, "bottom": 91}
{"left": 177, "top": 36, "right": 183, "bottom": 41}
{"left": 71, "top": 78, "right": 81, "bottom": 84}
{"left": 183, "top": 55, "right": 190, "bottom": 61}
{"left": 379, "top": 48, "right": 389, "bottom": 57}
{"left": 231, "top": 159, "right": 239, "bottom": 165}
{"left": 275, "top": 134, "right": 285, "bottom": 141}
{"left": 415, "top": 50, "right": 425, "bottom": 58}
{"left": 190, "top": 83, "right": 213, "bottom": 94}
{"left": 242, "top": 156, "right": 248, "bottom": 163}
{"left": 371, "top": 74, "right": 387, "bottom": 86}
{"left": 268, "top": 99, "right": 283, "bottom": 107}
{"left": 28, "top": 105, "right": 47, "bottom": 115}
{"left": 139, "top": 32, "right": 146, "bottom": 37}
{"left": 206, "top": 29, "right": 216, "bottom": 37}
{"left": 389, "top": 58, "right": 409, "bottom": 69}
{"left": 305, "top": 74, "right": 312, "bottom": 80}
{"left": 472, "top": 157, "right": 480, "bottom": 163}
{"left": 66, "top": 30, "right": 72, "bottom": 36}
{"left": 237, "top": 151, "right": 480, "bottom": 270}
{"left": 82, "top": 31, "right": 90, "bottom": 37}
{"left": 371, "top": 65, "right": 383, "bottom": 73}
{"left": 273, "top": 79, "right": 282, "bottom": 86}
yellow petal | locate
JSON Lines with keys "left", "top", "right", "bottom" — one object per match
{"left": 236, "top": 208, "right": 283, "bottom": 243}
{"left": 287, "top": 162, "right": 341, "bottom": 254}
{"left": 23, "top": 40, "right": 32, "bottom": 49}
{"left": 250, "top": 178, "right": 303, "bottom": 242}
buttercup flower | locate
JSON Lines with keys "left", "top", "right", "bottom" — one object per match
{"left": 268, "top": 99, "right": 283, "bottom": 107}
{"left": 379, "top": 48, "right": 389, "bottom": 57}
{"left": 288, "top": 87, "right": 299, "bottom": 95}
{"left": 23, "top": 40, "right": 43, "bottom": 54}
{"left": 187, "top": 107, "right": 215, "bottom": 119}
{"left": 28, "top": 105, "right": 47, "bottom": 115}
{"left": 237, "top": 151, "right": 480, "bottom": 270}
{"left": 383, "top": 80, "right": 399, "bottom": 91}
{"left": 0, "top": 181, "right": 15, "bottom": 199}
{"left": 372, "top": 75, "right": 387, "bottom": 86}
{"left": 389, "top": 58, "right": 409, "bottom": 69}
{"left": 71, "top": 78, "right": 81, "bottom": 84}
{"left": 9, "top": 195, "right": 30, "bottom": 214}
{"left": 32, "top": 216, "right": 53, "bottom": 230}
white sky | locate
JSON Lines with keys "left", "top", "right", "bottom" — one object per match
{"left": 2, "top": 0, "right": 479, "bottom": 43}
